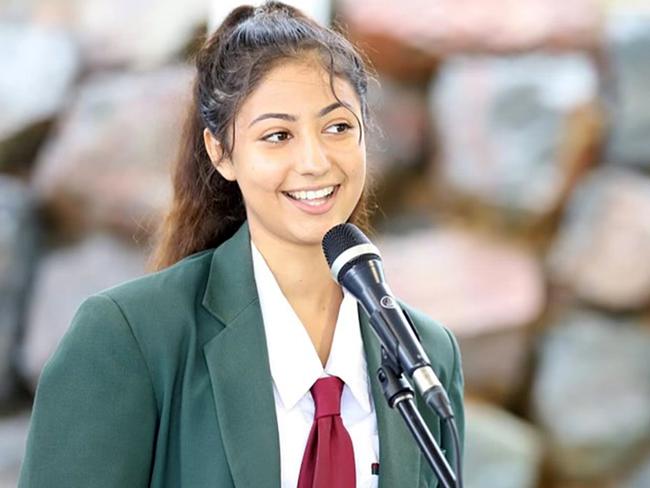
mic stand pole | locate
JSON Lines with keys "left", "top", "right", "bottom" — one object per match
{"left": 377, "top": 347, "right": 457, "bottom": 488}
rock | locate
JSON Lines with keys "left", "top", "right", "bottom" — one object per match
{"left": 531, "top": 309, "right": 650, "bottom": 481}
{"left": 621, "top": 454, "right": 650, "bottom": 488}
{"left": 363, "top": 76, "right": 442, "bottom": 218}
{"left": 0, "top": 0, "right": 209, "bottom": 69}
{"left": 366, "top": 76, "right": 430, "bottom": 180}
{"left": 0, "top": 176, "right": 38, "bottom": 405}
{"left": 337, "top": 0, "right": 603, "bottom": 79}
{"left": 464, "top": 400, "right": 543, "bottom": 488}
{"left": 553, "top": 482, "right": 609, "bottom": 488}
{"left": 0, "top": 22, "right": 80, "bottom": 168}
{"left": 547, "top": 167, "right": 650, "bottom": 310}
{"left": 605, "top": 8, "right": 650, "bottom": 168}
{"left": 17, "top": 234, "right": 147, "bottom": 391}
{"left": 378, "top": 227, "right": 545, "bottom": 404}
{"left": 430, "top": 52, "right": 602, "bottom": 221}
{"left": 32, "top": 65, "right": 192, "bottom": 240}
{"left": 0, "top": 410, "right": 30, "bottom": 488}
{"left": 76, "top": 0, "right": 208, "bottom": 68}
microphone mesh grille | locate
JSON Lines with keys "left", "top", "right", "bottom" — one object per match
{"left": 322, "top": 223, "right": 370, "bottom": 267}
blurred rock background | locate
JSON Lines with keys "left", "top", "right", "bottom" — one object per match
{"left": 1, "top": 0, "right": 650, "bottom": 487}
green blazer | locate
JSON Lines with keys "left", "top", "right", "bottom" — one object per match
{"left": 19, "top": 221, "right": 464, "bottom": 488}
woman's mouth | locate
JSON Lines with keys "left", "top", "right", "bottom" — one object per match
{"left": 282, "top": 184, "right": 340, "bottom": 214}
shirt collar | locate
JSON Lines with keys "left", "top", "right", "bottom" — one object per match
{"left": 250, "top": 239, "right": 372, "bottom": 414}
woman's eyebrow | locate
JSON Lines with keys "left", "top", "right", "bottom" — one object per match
{"left": 317, "top": 101, "right": 352, "bottom": 117}
{"left": 248, "top": 101, "right": 353, "bottom": 128}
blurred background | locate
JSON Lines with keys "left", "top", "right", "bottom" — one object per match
{"left": 1, "top": 0, "right": 650, "bottom": 486}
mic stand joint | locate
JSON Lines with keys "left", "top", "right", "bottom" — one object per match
{"left": 377, "top": 347, "right": 458, "bottom": 488}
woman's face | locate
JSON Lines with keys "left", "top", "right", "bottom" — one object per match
{"left": 204, "top": 58, "right": 366, "bottom": 250}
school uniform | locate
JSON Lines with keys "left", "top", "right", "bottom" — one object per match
{"left": 18, "top": 220, "right": 464, "bottom": 488}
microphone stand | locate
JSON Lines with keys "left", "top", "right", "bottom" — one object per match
{"left": 377, "top": 347, "right": 457, "bottom": 488}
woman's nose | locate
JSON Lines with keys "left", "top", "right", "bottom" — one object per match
{"left": 294, "top": 134, "right": 331, "bottom": 176}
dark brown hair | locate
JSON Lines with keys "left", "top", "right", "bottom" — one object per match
{"left": 148, "top": 1, "right": 377, "bottom": 271}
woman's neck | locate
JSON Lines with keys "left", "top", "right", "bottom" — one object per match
{"left": 250, "top": 227, "right": 344, "bottom": 365}
{"left": 252, "top": 232, "right": 341, "bottom": 310}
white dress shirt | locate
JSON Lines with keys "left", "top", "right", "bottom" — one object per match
{"left": 250, "top": 240, "right": 380, "bottom": 488}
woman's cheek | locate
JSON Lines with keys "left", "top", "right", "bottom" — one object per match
{"left": 247, "top": 160, "right": 284, "bottom": 190}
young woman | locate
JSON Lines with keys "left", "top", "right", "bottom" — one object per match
{"left": 19, "top": 2, "right": 464, "bottom": 487}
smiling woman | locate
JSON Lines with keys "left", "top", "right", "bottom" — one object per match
{"left": 18, "top": 2, "right": 464, "bottom": 488}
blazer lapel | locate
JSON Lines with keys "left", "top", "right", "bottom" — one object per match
{"left": 360, "top": 309, "right": 422, "bottom": 488}
{"left": 201, "top": 222, "right": 281, "bottom": 488}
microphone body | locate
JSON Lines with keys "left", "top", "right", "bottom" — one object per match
{"left": 323, "top": 224, "right": 455, "bottom": 420}
{"left": 338, "top": 256, "right": 430, "bottom": 375}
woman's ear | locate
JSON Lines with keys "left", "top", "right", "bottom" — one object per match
{"left": 203, "top": 128, "right": 236, "bottom": 182}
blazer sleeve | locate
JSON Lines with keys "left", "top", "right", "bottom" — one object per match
{"left": 440, "top": 326, "right": 465, "bottom": 473}
{"left": 19, "top": 293, "right": 158, "bottom": 488}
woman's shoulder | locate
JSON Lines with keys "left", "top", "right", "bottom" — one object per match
{"left": 70, "top": 248, "right": 218, "bottom": 351}
{"left": 99, "top": 247, "right": 216, "bottom": 311}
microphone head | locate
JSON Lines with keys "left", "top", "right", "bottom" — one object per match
{"left": 322, "top": 223, "right": 381, "bottom": 282}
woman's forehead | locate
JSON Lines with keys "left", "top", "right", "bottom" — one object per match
{"left": 237, "top": 60, "right": 360, "bottom": 122}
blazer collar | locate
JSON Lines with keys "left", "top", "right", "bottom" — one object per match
{"left": 202, "top": 221, "right": 258, "bottom": 325}
{"left": 201, "top": 221, "right": 422, "bottom": 488}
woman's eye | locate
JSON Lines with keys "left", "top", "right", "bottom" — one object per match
{"left": 325, "top": 122, "right": 353, "bottom": 134}
{"left": 262, "top": 131, "right": 291, "bottom": 143}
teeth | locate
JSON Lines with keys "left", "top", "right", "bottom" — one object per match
{"left": 287, "top": 185, "right": 335, "bottom": 201}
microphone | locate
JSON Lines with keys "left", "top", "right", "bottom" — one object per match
{"left": 322, "top": 223, "right": 454, "bottom": 420}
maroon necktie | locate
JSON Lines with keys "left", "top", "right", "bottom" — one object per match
{"left": 297, "top": 376, "right": 356, "bottom": 488}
